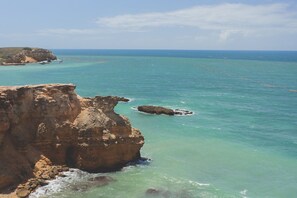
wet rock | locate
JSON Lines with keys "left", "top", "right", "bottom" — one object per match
{"left": 137, "top": 106, "right": 175, "bottom": 115}
{"left": 126, "top": 157, "right": 151, "bottom": 166}
{"left": 137, "top": 106, "right": 193, "bottom": 116}
{"left": 61, "top": 166, "right": 70, "bottom": 172}
{"left": 37, "top": 179, "right": 48, "bottom": 186}
{"left": 116, "top": 97, "right": 130, "bottom": 102}
{"left": 58, "top": 173, "right": 67, "bottom": 177}
{"left": 16, "top": 188, "right": 30, "bottom": 198}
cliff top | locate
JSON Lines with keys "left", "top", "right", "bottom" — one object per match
{"left": 0, "top": 83, "right": 75, "bottom": 91}
{"left": 0, "top": 47, "right": 26, "bottom": 57}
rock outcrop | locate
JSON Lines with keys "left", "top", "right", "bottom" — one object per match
{"left": 0, "top": 84, "right": 144, "bottom": 193}
{"left": 137, "top": 105, "right": 193, "bottom": 116}
{"left": 138, "top": 106, "right": 175, "bottom": 115}
{"left": 0, "top": 47, "right": 56, "bottom": 65}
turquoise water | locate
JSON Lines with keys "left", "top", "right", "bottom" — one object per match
{"left": 1, "top": 50, "right": 297, "bottom": 197}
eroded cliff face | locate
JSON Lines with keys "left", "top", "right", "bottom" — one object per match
{"left": 0, "top": 84, "right": 144, "bottom": 191}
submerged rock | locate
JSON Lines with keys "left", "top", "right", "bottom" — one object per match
{"left": 0, "top": 84, "right": 144, "bottom": 194}
{"left": 145, "top": 188, "right": 193, "bottom": 198}
{"left": 145, "top": 188, "right": 171, "bottom": 198}
{"left": 146, "top": 188, "right": 162, "bottom": 195}
{"left": 70, "top": 175, "right": 116, "bottom": 192}
{"left": 71, "top": 184, "right": 90, "bottom": 192}
{"left": 88, "top": 175, "right": 116, "bottom": 186}
{"left": 137, "top": 105, "right": 193, "bottom": 116}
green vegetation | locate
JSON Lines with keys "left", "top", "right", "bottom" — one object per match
{"left": 23, "top": 47, "right": 32, "bottom": 51}
{"left": 0, "top": 47, "right": 36, "bottom": 64}
{"left": 0, "top": 47, "right": 25, "bottom": 59}
{"left": 0, "top": 47, "right": 56, "bottom": 65}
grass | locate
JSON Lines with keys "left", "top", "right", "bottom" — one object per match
{"left": 0, "top": 47, "right": 26, "bottom": 59}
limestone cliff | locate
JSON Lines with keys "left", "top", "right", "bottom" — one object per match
{"left": 0, "top": 47, "right": 56, "bottom": 65}
{"left": 0, "top": 84, "right": 144, "bottom": 192}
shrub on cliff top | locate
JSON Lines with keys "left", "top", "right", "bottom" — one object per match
{"left": 23, "top": 47, "right": 32, "bottom": 51}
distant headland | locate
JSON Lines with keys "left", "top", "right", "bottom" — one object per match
{"left": 0, "top": 47, "right": 57, "bottom": 66}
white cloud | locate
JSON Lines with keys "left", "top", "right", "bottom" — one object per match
{"left": 219, "top": 30, "right": 247, "bottom": 41}
{"left": 96, "top": 3, "right": 297, "bottom": 40}
{"left": 38, "top": 28, "right": 98, "bottom": 35}
{"left": 24, "top": 3, "right": 297, "bottom": 49}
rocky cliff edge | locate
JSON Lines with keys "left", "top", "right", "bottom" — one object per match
{"left": 0, "top": 84, "right": 144, "bottom": 192}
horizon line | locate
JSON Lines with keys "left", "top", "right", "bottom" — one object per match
{"left": 49, "top": 48, "right": 297, "bottom": 52}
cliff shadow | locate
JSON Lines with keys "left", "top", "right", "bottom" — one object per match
{"left": 65, "top": 146, "right": 78, "bottom": 168}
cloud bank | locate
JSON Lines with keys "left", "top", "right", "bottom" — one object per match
{"left": 97, "top": 3, "right": 297, "bottom": 40}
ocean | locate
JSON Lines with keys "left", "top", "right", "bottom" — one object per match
{"left": 0, "top": 50, "right": 296, "bottom": 198}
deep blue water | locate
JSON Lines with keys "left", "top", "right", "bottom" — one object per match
{"left": 53, "top": 49, "right": 297, "bottom": 62}
{"left": 0, "top": 50, "right": 296, "bottom": 198}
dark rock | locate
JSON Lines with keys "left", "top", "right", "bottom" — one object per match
{"left": 61, "top": 166, "right": 70, "bottom": 172}
{"left": 126, "top": 157, "right": 151, "bottom": 166}
{"left": 137, "top": 106, "right": 193, "bottom": 116}
{"left": 58, "top": 173, "right": 67, "bottom": 177}
{"left": 116, "top": 97, "right": 130, "bottom": 102}
{"left": 137, "top": 106, "right": 175, "bottom": 115}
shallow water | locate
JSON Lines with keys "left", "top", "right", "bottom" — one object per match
{"left": 1, "top": 50, "right": 297, "bottom": 198}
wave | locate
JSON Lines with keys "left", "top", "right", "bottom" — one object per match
{"left": 240, "top": 189, "right": 248, "bottom": 198}
{"left": 30, "top": 169, "right": 90, "bottom": 198}
{"left": 126, "top": 97, "right": 135, "bottom": 102}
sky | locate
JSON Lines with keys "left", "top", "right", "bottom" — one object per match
{"left": 1, "top": 0, "right": 297, "bottom": 50}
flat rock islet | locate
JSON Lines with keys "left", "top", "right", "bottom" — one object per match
{"left": 137, "top": 105, "right": 193, "bottom": 116}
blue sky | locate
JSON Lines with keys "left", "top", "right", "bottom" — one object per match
{"left": 1, "top": 0, "right": 297, "bottom": 50}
